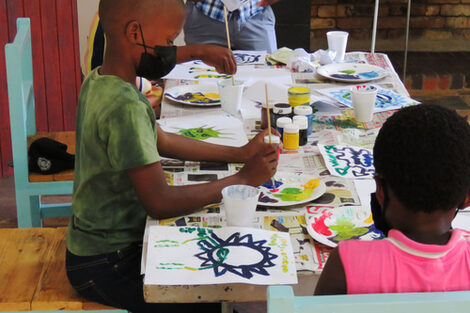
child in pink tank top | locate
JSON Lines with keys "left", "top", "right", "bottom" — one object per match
{"left": 315, "top": 104, "right": 470, "bottom": 295}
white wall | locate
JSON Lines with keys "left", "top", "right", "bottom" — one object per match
{"left": 77, "top": 0, "right": 186, "bottom": 70}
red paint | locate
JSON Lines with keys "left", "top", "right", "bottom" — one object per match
{"left": 313, "top": 210, "right": 333, "bottom": 236}
{"left": 270, "top": 188, "right": 279, "bottom": 193}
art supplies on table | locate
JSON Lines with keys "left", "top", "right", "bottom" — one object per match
{"left": 164, "top": 84, "right": 220, "bottom": 106}
{"left": 317, "top": 85, "right": 419, "bottom": 113}
{"left": 305, "top": 205, "right": 384, "bottom": 248}
{"left": 258, "top": 171, "right": 326, "bottom": 207}
{"left": 144, "top": 226, "right": 298, "bottom": 285}
{"left": 318, "top": 144, "right": 375, "bottom": 179}
{"left": 158, "top": 113, "right": 248, "bottom": 147}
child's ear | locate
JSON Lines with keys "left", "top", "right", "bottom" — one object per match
{"left": 125, "top": 20, "right": 140, "bottom": 44}
{"left": 374, "top": 176, "right": 385, "bottom": 206}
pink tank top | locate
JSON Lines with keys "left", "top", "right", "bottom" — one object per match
{"left": 339, "top": 229, "right": 470, "bottom": 294}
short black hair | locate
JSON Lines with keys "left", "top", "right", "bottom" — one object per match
{"left": 374, "top": 104, "right": 470, "bottom": 213}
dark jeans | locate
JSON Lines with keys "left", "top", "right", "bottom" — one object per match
{"left": 66, "top": 242, "right": 221, "bottom": 313}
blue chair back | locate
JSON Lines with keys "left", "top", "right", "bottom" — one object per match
{"left": 267, "top": 286, "right": 470, "bottom": 313}
{"left": 5, "top": 18, "right": 73, "bottom": 227}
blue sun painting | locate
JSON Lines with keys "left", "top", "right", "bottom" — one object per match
{"left": 144, "top": 226, "right": 298, "bottom": 285}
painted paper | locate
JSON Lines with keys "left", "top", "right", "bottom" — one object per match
{"left": 233, "top": 50, "right": 266, "bottom": 65}
{"left": 305, "top": 206, "right": 384, "bottom": 247}
{"left": 144, "top": 226, "right": 298, "bottom": 285}
{"left": 319, "top": 144, "right": 375, "bottom": 179}
{"left": 159, "top": 113, "right": 248, "bottom": 147}
{"left": 318, "top": 85, "right": 419, "bottom": 113}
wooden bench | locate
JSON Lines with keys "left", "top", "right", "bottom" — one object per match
{"left": 0, "top": 227, "right": 125, "bottom": 312}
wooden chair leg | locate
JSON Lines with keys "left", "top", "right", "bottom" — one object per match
{"left": 16, "top": 194, "right": 42, "bottom": 228}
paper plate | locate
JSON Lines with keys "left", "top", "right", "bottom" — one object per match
{"left": 317, "top": 63, "right": 388, "bottom": 83}
{"left": 164, "top": 85, "right": 220, "bottom": 106}
{"left": 305, "top": 206, "right": 384, "bottom": 247}
{"left": 258, "top": 172, "right": 326, "bottom": 207}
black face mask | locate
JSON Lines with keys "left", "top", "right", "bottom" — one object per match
{"left": 135, "top": 24, "right": 176, "bottom": 80}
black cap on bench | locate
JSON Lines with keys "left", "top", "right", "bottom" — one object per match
{"left": 28, "top": 137, "right": 75, "bottom": 174}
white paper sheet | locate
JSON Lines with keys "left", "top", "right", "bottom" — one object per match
{"left": 144, "top": 226, "right": 298, "bottom": 285}
{"left": 319, "top": 144, "right": 375, "bottom": 179}
{"left": 159, "top": 113, "right": 248, "bottom": 147}
{"left": 354, "top": 179, "right": 376, "bottom": 209}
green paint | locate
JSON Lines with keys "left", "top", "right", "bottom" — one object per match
{"left": 177, "top": 126, "right": 230, "bottom": 141}
{"left": 273, "top": 187, "right": 314, "bottom": 201}
{"left": 329, "top": 219, "right": 369, "bottom": 241}
{"left": 340, "top": 70, "right": 355, "bottom": 74}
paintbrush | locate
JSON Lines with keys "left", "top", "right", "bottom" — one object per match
{"left": 265, "top": 83, "right": 277, "bottom": 190}
{"left": 223, "top": 6, "right": 235, "bottom": 86}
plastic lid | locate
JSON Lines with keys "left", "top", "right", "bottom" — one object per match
{"left": 288, "top": 87, "right": 310, "bottom": 95}
{"left": 294, "top": 105, "right": 313, "bottom": 115}
{"left": 293, "top": 116, "right": 308, "bottom": 129}
{"left": 283, "top": 123, "right": 299, "bottom": 134}
{"left": 264, "top": 135, "right": 281, "bottom": 144}
{"left": 273, "top": 103, "right": 292, "bottom": 114}
{"left": 276, "top": 117, "right": 292, "bottom": 128}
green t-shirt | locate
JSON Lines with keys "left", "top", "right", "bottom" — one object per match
{"left": 67, "top": 68, "right": 160, "bottom": 256}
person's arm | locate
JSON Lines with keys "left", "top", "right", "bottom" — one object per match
{"left": 314, "top": 247, "right": 347, "bottom": 295}
{"left": 176, "top": 45, "right": 237, "bottom": 74}
{"left": 127, "top": 143, "right": 278, "bottom": 219}
{"left": 157, "top": 125, "right": 280, "bottom": 163}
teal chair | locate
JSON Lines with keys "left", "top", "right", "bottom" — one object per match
{"left": 5, "top": 18, "right": 73, "bottom": 228}
{"left": 267, "top": 286, "right": 470, "bottom": 313}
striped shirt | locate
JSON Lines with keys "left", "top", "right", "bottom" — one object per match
{"left": 195, "top": 0, "right": 264, "bottom": 23}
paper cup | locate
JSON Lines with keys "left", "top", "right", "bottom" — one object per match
{"left": 222, "top": 185, "right": 260, "bottom": 227}
{"left": 218, "top": 79, "right": 244, "bottom": 116}
{"left": 351, "top": 85, "right": 377, "bottom": 122}
{"left": 327, "top": 31, "right": 349, "bottom": 62}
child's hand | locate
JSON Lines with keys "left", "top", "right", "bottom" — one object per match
{"left": 196, "top": 45, "right": 237, "bottom": 74}
{"left": 240, "top": 128, "right": 282, "bottom": 162}
{"left": 237, "top": 143, "right": 279, "bottom": 187}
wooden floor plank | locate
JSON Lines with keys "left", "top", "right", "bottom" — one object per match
{"left": 0, "top": 228, "right": 57, "bottom": 311}
{"left": 31, "top": 227, "right": 83, "bottom": 310}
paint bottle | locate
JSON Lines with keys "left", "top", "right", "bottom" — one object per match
{"left": 288, "top": 87, "right": 311, "bottom": 107}
{"left": 293, "top": 116, "right": 308, "bottom": 146}
{"left": 273, "top": 103, "right": 292, "bottom": 125}
{"left": 283, "top": 123, "right": 299, "bottom": 150}
{"left": 275, "top": 117, "right": 292, "bottom": 140}
{"left": 260, "top": 102, "right": 275, "bottom": 129}
{"left": 294, "top": 105, "right": 313, "bottom": 135}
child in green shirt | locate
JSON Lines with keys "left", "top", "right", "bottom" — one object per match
{"left": 66, "top": 0, "right": 280, "bottom": 312}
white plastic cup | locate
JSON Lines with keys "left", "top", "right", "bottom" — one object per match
{"left": 218, "top": 79, "right": 244, "bottom": 116}
{"left": 327, "top": 31, "right": 349, "bottom": 62}
{"left": 222, "top": 185, "right": 260, "bottom": 227}
{"left": 351, "top": 85, "right": 378, "bottom": 122}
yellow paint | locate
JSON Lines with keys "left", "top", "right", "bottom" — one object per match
{"left": 364, "top": 213, "right": 374, "bottom": 224}
{"left": 288, "top": 87, "right": 310, "bottom": 107}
